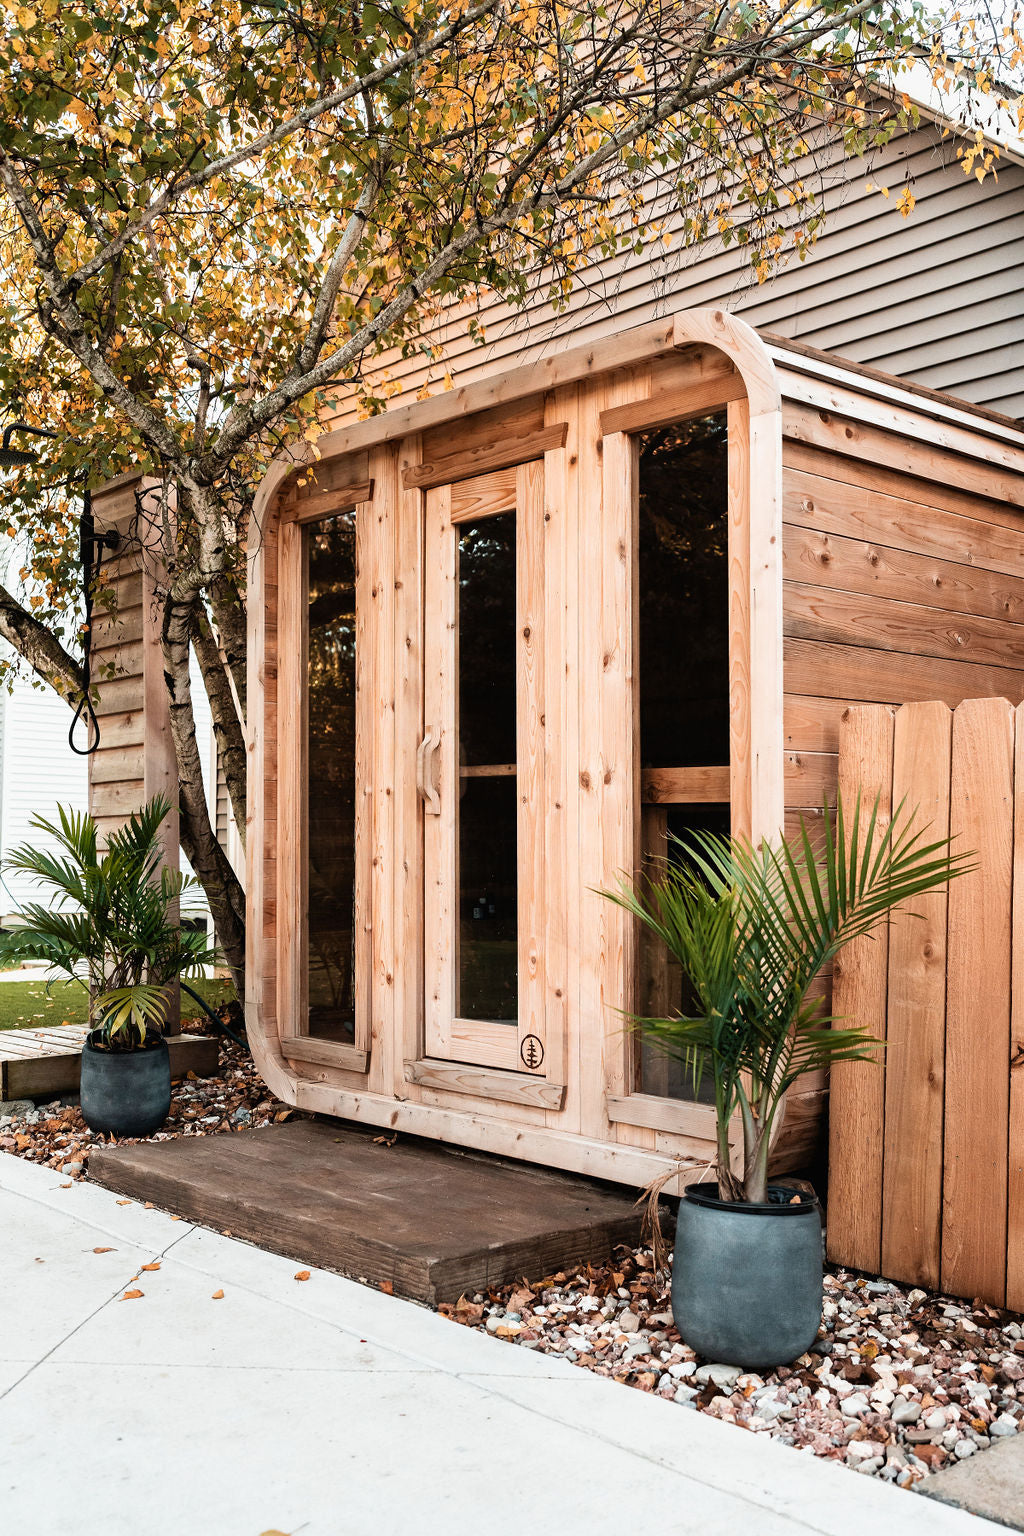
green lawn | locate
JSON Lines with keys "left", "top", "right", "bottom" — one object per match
{"left": 0, "top": 978, "right": 235, "bottom": 1032}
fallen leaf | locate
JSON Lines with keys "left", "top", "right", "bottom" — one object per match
{"left": 170, "top": 1215, "right": 181, "bottom": 1221}
{"left": 373, "top": 1132, "right": 397, "bottom": 1147}
{"left": 140, "top": 1262, "right": 161, "bottom": 1272}
{"left": 211, "top": 1289, "right": 224, "bottom": 1300}
{"left": 116, "top": 1199, "right": 131, "bottom": 1206}
{"left": 93, "top": 1247, "right": 115, "bottom": 1254}
{"left": 274, "top": 1108, "right": 294, "bottom": 1122}
{"left": 144, "top": 1201, "right": 154, "bottom": 1210}
{"left": 60, "top": 1182, "right": 72, "bottom": 1189}
{"left": 122, "top": 1289, "right": 144, "bottom": 1300}
{"left": 294, "top": 1270, "right": 311, "bottom": 1282}
{"left": 380, "top": 1279, "right": 394, "bottom": 1295}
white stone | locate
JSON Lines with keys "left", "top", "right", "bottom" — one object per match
{"left": 846, "top": 1441, "right": 885, "bottom": 1466}
{"left": 953, "top": 1439, "right": 977, "bottom": 1460}
{"left": 891, "top": 1399, "right": 921, "bottom": 1425}
{"left": 840, "top": 1393, "right": 871, "bottom": 1418}
{"left": 619, "top": 1311, "right": 640, "bottom": 1334}
{"left": 990, "top": 1415, "right": 1019, "bottom": 1437}
{"left": 923, "top": 1408, "right": 947, "bottom": 1430}
{"left": 694, "top": 1362, "right": 742, "bottom": 1389}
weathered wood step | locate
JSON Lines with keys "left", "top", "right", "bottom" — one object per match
{"left": 0, "top": 1030, "right": 219, "bottom": 1100}
{"left": 89, "top": 1118, "right": 652, "bottom": 1304}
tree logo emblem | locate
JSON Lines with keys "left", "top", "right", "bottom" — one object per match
{"left": 520, "top": 1035, "right": 544, "bottom": 1070}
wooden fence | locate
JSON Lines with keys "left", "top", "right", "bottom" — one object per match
{"left": 827, "top": 697, "right": 1024, "bottom": 1310}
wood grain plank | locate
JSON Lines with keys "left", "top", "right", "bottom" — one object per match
{"left": 450, "top": 466, "right": 516, "bottom": 523}
{"left": 395, "top": 435, "right": 425, "bottom": 1093}
{"left": 942, "top": 697, "right": 1014, "bottom": 1303}
{"left": 728, "top": 397, "right": 752, "bottom": 841}
{"left": 827, "top": 704, "right": 895, "bottom": 1274}
{"left": 1008, "top": 702, "right": 1024, "bottom": 1311}
{"left": 783, "top": 405, "right": 1024, "bottom": 512}
{"left": 405, "top": 1058, "right": 565, "bottom": 1110}
{"left": 641, "top": 765, "right": 730, "bottom": 804}
{"left": 785, "top": 581, "right": 1024, "bottom": 671}
{"left": 598, "top": 373, "right": 745, "bottom": 436}
{"left": 516, "top": 457, "right": 547, "bottom": 1073}
{"left": 785, "top": 637, "right": 1024, "bottom": 708}
{"left": 367, "top": 447, "right": 396, "bottom": 1092}
{"left": 783, "top": 524, "right": 1024, "bottom": 625}
{"left": 881, "top": 702, "right": 953, "bottom": 1290}
{"left": 403, "top": 423, "right": 567, "bottom": 490}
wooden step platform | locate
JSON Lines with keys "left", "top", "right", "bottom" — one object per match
{"left": 0, "top": 1027, "right": 219, "bottom": 1101}
{"left": 89, "top": 1118, "right": 652, "bottom": 1304}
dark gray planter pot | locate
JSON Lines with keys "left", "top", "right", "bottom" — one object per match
{"left": 671, "top": 1181, "right": 823, "bottom": 1370}
{"left": 80, "top": 1037, "right": 171, "bottom": 1138}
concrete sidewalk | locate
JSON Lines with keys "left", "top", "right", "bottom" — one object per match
{"left": 0, "top": 1153, "right": 1004, "bottom": 1536}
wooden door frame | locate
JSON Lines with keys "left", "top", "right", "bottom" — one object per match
{"left": 245, "top": 307, "right": 784, "bottom": 1185}
{"left": 415, "top": 457, "right": 566, "bottom": 1107}
{"left": 275, "top": 485, "right": 375, "bottom": 1076}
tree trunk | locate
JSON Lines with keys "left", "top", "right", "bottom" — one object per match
{"left": 162, "top": 587, "right": 247, "bottom": 996}
{"left": 191, "top": 604, "right": 247, "bottom": 848}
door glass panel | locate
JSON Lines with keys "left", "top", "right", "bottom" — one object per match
{"left": 305, "top": 514, "right": 357, "bottom": 1042}
{"left": 457, "top": 513, "right": 518, "bottom": 1021}
{"left": 637, "top": 412, "right": 730, "bottom": 1099}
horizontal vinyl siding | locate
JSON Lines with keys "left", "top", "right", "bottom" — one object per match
{"left": 327, "top": 122, "right": 1024, "bottom": 423}
{"left": 0, "top": 677, "right": 89, "bottom": 923}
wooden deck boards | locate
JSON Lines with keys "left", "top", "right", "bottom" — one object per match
{"left": 88, "top": 1118, "right": 653, "bottom": 1304}
{"left": 0, "top": 1030, "right": 218, "bottom": 1100}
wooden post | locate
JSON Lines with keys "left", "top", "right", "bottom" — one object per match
{"left": 91, "top": 475, "right": 181, "bottom": 1034}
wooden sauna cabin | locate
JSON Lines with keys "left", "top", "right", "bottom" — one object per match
{"left": 245, "top": 306, "right": 1024, "bottom": 1189}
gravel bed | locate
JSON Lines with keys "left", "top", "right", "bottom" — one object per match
{"left": 0, "top": 1024, "right": 294, "bottom": 1178}
{"left": 440, "top": 1243, "right": 1024, "bottom": 1485}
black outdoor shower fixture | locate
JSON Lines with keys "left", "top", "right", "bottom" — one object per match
{"left": 0, "top": 420, "right": 120, "bottom": 754}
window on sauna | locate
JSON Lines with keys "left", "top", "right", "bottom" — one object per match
{"left": 305, "top": 513, "right": 357, "bottom": 1042}
{"left": 637, "top": 413, "right": 730, "bottom": 1101}
{"left": 457, "top": 514, "right": 518, "bottom": 1023}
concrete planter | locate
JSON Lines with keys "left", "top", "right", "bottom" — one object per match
{"left": 671, "top": 1181, "right": 823, "bottom": 1370}
{"left": 80, "top": 1037, "right": 171, "bottom": 1137}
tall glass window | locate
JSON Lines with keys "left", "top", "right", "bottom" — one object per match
{"left": 637, "top": 413, "right": 730, "bottom": 1100}
{"left": 456, "top": 513, "right": 518, "bottom": 1023}
{"left": 305, "top": 513, "right": 357, "bottom": 1041}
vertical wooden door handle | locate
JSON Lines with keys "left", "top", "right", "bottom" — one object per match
{"left": 416, "top": 729, "right": 441, "bottom": 815}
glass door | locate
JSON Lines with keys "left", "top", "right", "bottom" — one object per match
{"left": 422, "top": 462, "right": 546, "bottom": 1074}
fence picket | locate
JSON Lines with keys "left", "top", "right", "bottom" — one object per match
{"left": 827, "top": 705, "right": 895, "bottom": 1274}
{"left": 1007, "top": 703, "right": 1024, "bottom": 1312}
{"left": 941, "top": 697, "right": 1014, "bottom": 1304}
{"left": 881, "top": 702, "right": 952, "bottom": 1291}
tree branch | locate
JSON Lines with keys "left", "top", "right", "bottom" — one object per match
{"left": 65, "top": 0, "right": 504, "bottom": 289}
{"left": 0, "top": 584, "right": 85, "bottom": 698}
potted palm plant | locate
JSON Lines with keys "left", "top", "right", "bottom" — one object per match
{"left": 608, "top": 796, "right": 968, "bottom": 1370}
{"left": 0, "top": 797, "right": 217, "bottom": 1137}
